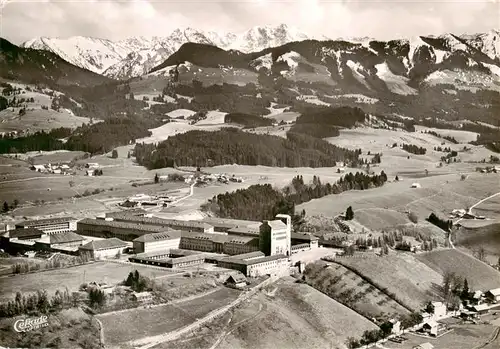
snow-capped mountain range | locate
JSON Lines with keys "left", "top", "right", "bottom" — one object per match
{"left": 22, "top": 24, "right": 316, "bottom": 79}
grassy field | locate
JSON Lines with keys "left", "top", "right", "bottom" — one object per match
{"left": 0, "top": 261, "right": 175, "bottom": 302}
{"left": 98, "top": 287, "right": 241, "bottom": 349}
{"left": 304, "top": 261, "right": 410, "bottom": 320}
{"left": 298, "top": 172, "right": 500, "bottom": 232}
{"left": 0, "top": 307, "right": 100, "bottom": 349}
{"left": 384, "top": 320, "right": 499, "bottom": 349}
{"left": 456, "top": 223, "right": 500, "bottom": 264}
{"left": 335, "top": 252, "right": 444, "bottom": 310}
{"left": 474, "top": 194, "right": 500, "bottom": 220}
{"left": 158, "top": 277, "right": 378, "bottom": 349}
{"left": 215, "top": 277, "right": 377, "bottom": 349}
{"left": 416, "top": 249, "right": 500, "bottom": 292}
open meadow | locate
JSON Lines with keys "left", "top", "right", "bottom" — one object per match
{"left": 157, "top": 277, "right": 378, "bottom": 349}
{"left": 455, "top": 222, "right": 500, "bottom": 264}
{"left": 99, "top": 287, "right": 241, "bottom": 349}
{"left": 334, "top": 252, "right": 444, "bottom": 310}
{"left": 304, "top": 261, "right": 410, "bottom": 320}
{"left": 215, "top": 277, "right": 378, "bottom": 349}
{"left": 416, "top": 249, "right": 500, "bottom": 292}
{"left": 298, "top": 172, "right": 500, "bottom": 232}
{"left": 0, "top": 261, "right": 176, "bottom": 302}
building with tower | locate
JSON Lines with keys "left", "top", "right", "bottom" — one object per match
{"left": 259, "top": 214, "right": 292, "bottom": 256}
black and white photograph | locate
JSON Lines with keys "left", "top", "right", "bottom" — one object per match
{"left": 0, "top": 0, "right": 500, "bottom": 348}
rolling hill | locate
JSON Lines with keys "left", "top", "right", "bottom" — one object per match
{"left": 416, "top": 249, "right": 500, "bottom": 292}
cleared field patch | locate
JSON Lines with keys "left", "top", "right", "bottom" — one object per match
{"left": 29, "top": 150, "right": 87, "bottom": 165}
{"left": 335, "top": 253, "right": 444, "bottom": 310}
{"left": 304, "top": 261, "right": 410, "bottom": 320}
{"left": 0, "top": 105, "right": 91, "bottom": 133}
{"left": 215, "top": 277, "right": 377, "bottom": 349}
{"left": 473, "top": 193, "right": 500, "bottom": 220}
{"left": 0, "top": 262, "right": 174, "bottom": 302}
{"left": 298, "top": 173, "right": 499, "bottom": 231}
{"left": 456, "top": 223, "right": 500, "bottom": 262}
{"left": 414, "top": 125, "right": 479, "bottom": 144}
{"left": 136, "top": 120, "right": 227, "bottom": 144}
{"left": 99, "top": 287, "right": 241, "bottom": 349}
{"left": 353, "top": 208, "right": 410, "bottom": 230}
{"left": 416, "top": 249, "right": 500, "bottom": 292}
{"left": 264, "top": 111, "right": 300, "bottom": 123}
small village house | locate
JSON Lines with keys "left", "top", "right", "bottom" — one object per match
{"left": 472, "top": 304, "right": 490, "bottom": 316}
{"left": 422, "top": 319, "right": 439, "bottom": 336}
{"left": 431, "top": 301, "right": 447, "bottom": 318}
{"left": 132, "top": 291, "right": 153, "bottom": 303}
{"left": 389, "top": 319, "right": 402, "bottom": 335}
{"left": 225, "top": 272, "right": 247, "bottom": 289}
{"left": 485, "top": 288, "right": 500, "bottom": 303}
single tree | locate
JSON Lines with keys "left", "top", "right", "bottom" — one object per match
{"left": 154, "top": 173, "right": 159, "bottom": 184}
{"left": 127, "top": 151, "right": 131, "bottom": 159}
{"left": 2, "top": 201, "right": 9, "bottom": 213}
{"left": 345, "top": 206, "right": 354, "bottom": 220}
{"left": 111, "top": 149, "right": 118, "bottom": 159}
{"left": 395, "top": 175, "right": 399, "bottom": 181}
{"left": 461, "top": 278, "right": 469, "bottom": 299}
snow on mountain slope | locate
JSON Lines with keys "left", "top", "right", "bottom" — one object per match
{"left": 21, "top": 36, "right": 142, "bottom": 75}
{"left": 228, "top": 24, "right": 309, "bottom": 53}
{"left": 375, "top": 62, "right": 417, "bottom": 95}
{"left": 424, "top": 69, "right": 500, "bottom": 92}
{"left": 346, "top": 60, "right": 370, "bottom": 89}
{"left": 250, "top": 53, "right": 273, "bottom": 72}
{"left": 23, "top": 24, "right": 319, "bottom": 79}
{"left": 460, "top": 29, "right": 500, "bottom": 61}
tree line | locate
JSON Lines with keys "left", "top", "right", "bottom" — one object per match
{"left": 0, "top": 289, "right": 76, "bottom": 318}
{"left": 224, "top": 112, "right": 273, "bottom": 128}
{"left": 402, "top": 143, "right": 427, "bottom": 155}
{"left": 134, "top": 128, "right": 361, "bottom": 169}
{"left": 204, "top": 171, "right": 388, "bottom": 223}
{"left": 426, "top": 212, "right": 453, "bottom": 232}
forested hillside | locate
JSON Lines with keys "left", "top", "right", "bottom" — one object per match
{"left": 134, "top": 128, "right": 362, "bottom": 169}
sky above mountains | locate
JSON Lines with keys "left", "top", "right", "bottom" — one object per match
{"left": 1, "top": 0, "right": 499, "bottom": 44}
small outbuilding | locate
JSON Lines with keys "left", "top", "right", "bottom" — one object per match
{"left": 225, "top": 272, "right": 247, "bottom": 289}
{"left": 411, "top": 183, "right": 422, "bottom": 189}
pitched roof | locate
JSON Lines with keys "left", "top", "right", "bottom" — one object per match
{"left": 221, "top": 254, "right": 288, "bottom": 266}
{"left": 133, "top": 230, "right": 182, "bottom": 242}
{"left": 50, "top": 232, "right": 84, "bottom": 244}
{"left": 79, "top": 238, "right": 127, "bottom": 251}
{"left": 16, "top": 216, "right": 77, "bottom": 227}
{"left": 6, "top": 228, "right": 44, "bottom": 239}
{"left": 488, "top": 288, "right": 500, "bottom": 296}
{"left": 265, "top": 220, "right": 287, "bottom": 230}
{"left": 111, "top": 215, "right": 213, "bottom": 230}
{"left": 291, "top": 232, "right": 319, "bottom": 241}
{"left": 78, "top": 218, "right": 173, "bottom": 233}
{"left": 228, "top": 272, "right": 247, "bottom": 283}
{"left": 423, "top": 319, "right": 439, "bottom": 328}
{"left": 227, "top": 226, "right": 259, "bottom": 236}
{"left": 472, "top": 304, "right": 489, "bottom": 312}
